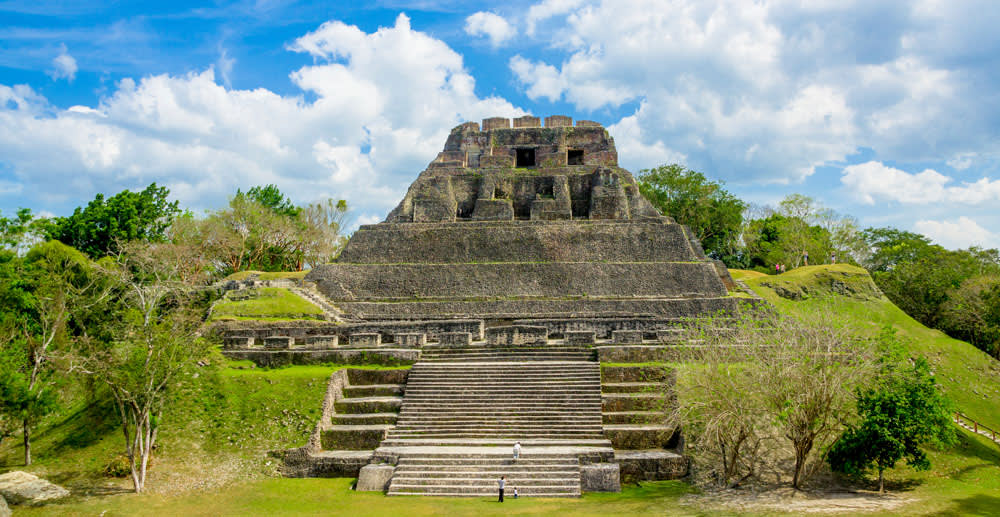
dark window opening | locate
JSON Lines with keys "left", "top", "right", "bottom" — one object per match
{"left": 516, "top": 148, "right": 536, "bottom": 167}
{"left": 567, "top": 149, "right": 584, "bottom": 165}
{"left": 538, "top": 177, "right": 554, "bottom": 198}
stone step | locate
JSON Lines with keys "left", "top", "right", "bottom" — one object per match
{"left": 387, "top": 487, "right": 580, "bottom": 497}
{"left": 601, "top": 382, "right": 663, "bottom": 393}
{"left": 396, "top": 465, "right": 577, "bottom": 472}
{"left": 602, "top": 411, "right": 666, "bottom": 424}
{"left": 390, "top": 477, "right": 580, "bottom": 487}
{"left": 343, "top": 384, "right": 404, "bottom": 397}
{"left": 332, "top": 413, "right": 398, "bottom": 425}
{"left": 379, "top": 438, "right": 611, "bottom": 447}
{"left": 395, "top": 470, "right": 579, "bottom": 479}
{"left": 395, "top": 418, "right": 600, "bottom": 425}
{"left": 334, "top": 396, "right": 402, "bottom": 414}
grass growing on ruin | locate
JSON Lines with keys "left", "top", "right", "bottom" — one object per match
{"left": 732, "top": 264, "right": 1000, "bottom": 431}
{"left": 223, "top": 270, "right": 309, "bottom": 282}
{"left": 209, "top": 287, "right": 325, "bottom": 321}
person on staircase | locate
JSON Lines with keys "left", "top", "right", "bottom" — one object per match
{"left": 513, "top": 441, "right": 521, "bottom": 462}
{"left": 498, "top": 476, "right": 505, "bottom": 502}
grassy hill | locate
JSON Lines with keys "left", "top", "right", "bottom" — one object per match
{"left": 731, "top": 264, "right": 1000, "bottom": 430}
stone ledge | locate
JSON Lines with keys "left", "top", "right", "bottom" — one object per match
{"left": 281, "top": 449, "right": 373, "bottom": 478}
{"left": 580, "top": 463, "right": 621, "bottom": 492}
{"left": 615, "top": 450, "right": 689, "bottom": 482}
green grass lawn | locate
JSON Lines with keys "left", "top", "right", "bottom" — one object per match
{"left": 209, "top": 287, "right": 325, "bottom": 321}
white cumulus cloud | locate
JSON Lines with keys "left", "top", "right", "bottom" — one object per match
{"left": 913, "top": 217, "right": 1000, "bottom": 250}
{"left": 47, "top": 44, "right": 77, "bottom": 82}
{"left": 511, "top": 0, "right": 1000, "bottom": 184}
{"left": 841, "top": 161, "right": 1000, "bottom": 205}
{"left": 464, "top": 11, "right": 516, "bottom": 48}
{"left": 0, "top": 14, "right": 524, "bottom": 219}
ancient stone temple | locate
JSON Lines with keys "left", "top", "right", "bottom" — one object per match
{"left": 221, "top": 115, "right": 749, "bottom": 496}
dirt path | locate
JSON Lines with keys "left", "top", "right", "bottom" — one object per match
{"left": 682, "top": 487, "right": 915, "bottom": 514}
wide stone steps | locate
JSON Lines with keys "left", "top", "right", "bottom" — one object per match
{"left": 387, "top": 453, "right": 582, "bottom": 497}
{"left": 381, "top": 359, "right": 603, "bottom": 496}
{"left": 331, "top": 413, "right": 398, "bottom": 425}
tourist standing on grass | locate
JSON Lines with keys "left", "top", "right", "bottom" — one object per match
{"left": 498, "top": 476, "right": 505, "bottom": 502}
{"left": 513, "top": 441, "right": 521, "bottom": 461}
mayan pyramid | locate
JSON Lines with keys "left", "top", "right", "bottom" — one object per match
{"left": 306, "top": 114, "right": 738, "bottom": 323}
{"left": 239, "top": 115, "right": 748, "bottom": 496}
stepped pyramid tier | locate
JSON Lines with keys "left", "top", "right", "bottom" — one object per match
{"left": 306, "top": 115, "right": 738, "bottom": 322}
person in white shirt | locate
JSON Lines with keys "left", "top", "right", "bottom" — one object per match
{"left": 498, "top": 476, "right": 505, "bottom": 502}
{"left": 513, "top": 441, "right": 521, "bottom": 462}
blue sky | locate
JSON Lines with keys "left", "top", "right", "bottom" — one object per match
{"left": 2, "top": 0, "right": 999, "bottom": 249}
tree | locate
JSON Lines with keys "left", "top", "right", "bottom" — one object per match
{"left": 828, "top": 330, "right": 955, "bottom": 492}
{"left": 860, "top": 228, "right": 936, "bottom": 273}
{"left": 70, "top": 240, "right": 211, "bottom": 493}
{"left": 48, "top": 183, "right": 181, "bottom": 258}
{"left": 0, "top": 241, "right": 104, "bottom": 464}
{"left": 637, "top": 164, "right": 746, "bottom": 262}
{"left": 681, "top": 309, "right": 873, "bottom": 489}
{"left": 295, "top": 199, "right": 350, "bottom": 269}
{"left": 0, "top": 208, "right": 50, "bottom": 254}
{"left": 237, "top": 184, "right": 299, "bottom": 218}
{"left": 939, "top": 275, "right": 1000, "bottom": 358}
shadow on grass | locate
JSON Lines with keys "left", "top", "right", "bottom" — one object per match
{"left": 932, "top": 494, "right": 1000, "bottom": 516}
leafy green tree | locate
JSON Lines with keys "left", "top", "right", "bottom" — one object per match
{"left": 860, "top": 228, "right": 936, "bottom": 272}
{"left": 939, "top": 275, "right": 1000, "bottom": 358}
{"left": 236, "top": 184, "right": 299, "bottom": 218}
{"left": 0, "top": 208, "right": 51, "bottom": 254}
{"left": 873, "top": 247, "right": 999, "bottom": 329}
{"left": 637, "top": 164, "right": 746, "bottom": 262}
{"left": 0, "top": 241, "right": 104, "bottom": 464}
{"left": 48, "top": 183, "right": 181, "bottom": 258}
{"left": 828, "top": 330, "right": 955, "bottom": 492}
{"left": 70, "top": 240, "right": 211, "bottom": 493}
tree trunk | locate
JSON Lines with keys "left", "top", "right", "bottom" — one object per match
{"left": 878, "top": 468, "right": 884, "bottom": 493}
{"left": 22, "top": 418, "right": 31, "bottom": 466}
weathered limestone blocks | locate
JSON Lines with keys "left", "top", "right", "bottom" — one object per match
{"left": 438, "top": 332, "right": 473, "bottom": 346}
{"left": 545, "top": 115, "right": 572, "bottom": 127}
{"left": 565, "top": 330, "right": 597, "bottom": 345}
{"left": 601, "top": 365, "right": 675, "bottom": 384}
{"left": 615, "top": 451, "right": 689, "bottom": 482}
{"left": 337, "top": 297, "right": 740, "bottom": 321}
{"left": 349, "top": 333, "right": 381, "bottom": 347}
{"left": 412, "top": 177, "right": 457, "bottom": 223}
{"left": 655, "top": 329, "right": 684, "bottom": 343}
{"left": 335, "top": 397, "right": 402, "bottom": 414}
{"left": 394, "top": 333, "right": 427, "bottom": 347}
{"left": 321, "top": 426, "right": 390, "bottom": 450}
{"left": 281, "top": 449, "right": 372, "bottom": 478}
{"left": 576, "top": 120, "right": 601, "bottom": 127}
{"left": 590, "top": 170, "right": 631, "bottom": 220}
{"left": 602, "top": 393, "right": 671, "bottom": 413}
{"left": 485, "top": 325, "right": 548, "bottom": 346}
{"left": 513, "top": 115, "right": 541, "bottom": 128}
{"left": 604, "top": 426, "right": 680, "bottom": 450}
{"left": 580, "top": 463, "right": 621, "bottom": 492}
{"left": 312, "top": 262, "right": 727, "bottom": 301}
{"left": 296, "top": 335, "right": 339, "bottom": 348}
{"left": 224, "top": 349, "right": 417, "bottom": 367}
{"left": 263, "top": 336, "right": 293, "bottom": 349}
{"left": 356, "top": 464, "right": 396, "bottom": 491}
{"left": 482, "top": 117, "right": 511, "bottom": 130}
{"left": 346, "top": 368, "right": 409, "bottom": 385}
{"left": 471, "top": 199, "right": 514, "bottom": 221}
{"left": 223, "top": 335, "right": 253, "bottom": 348}
{"left": 336, "top": 221, "right": 705, "bottom": 264}
{"left": 613, "top": 330, "right": 644, "bottom": 344}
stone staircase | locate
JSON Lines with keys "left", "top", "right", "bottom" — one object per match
{"left": 387, "top": 449, "right": 582, "bottom": 497}
{"left": 379, "top": 349, "right": 609, "bottom": 496}
{"left": 289, "top": 284, "right": 344, "bottom": 322}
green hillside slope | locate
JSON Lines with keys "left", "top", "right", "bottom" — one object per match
{"left": 732, "top": 264, "right": 1000, "bottom": 430}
